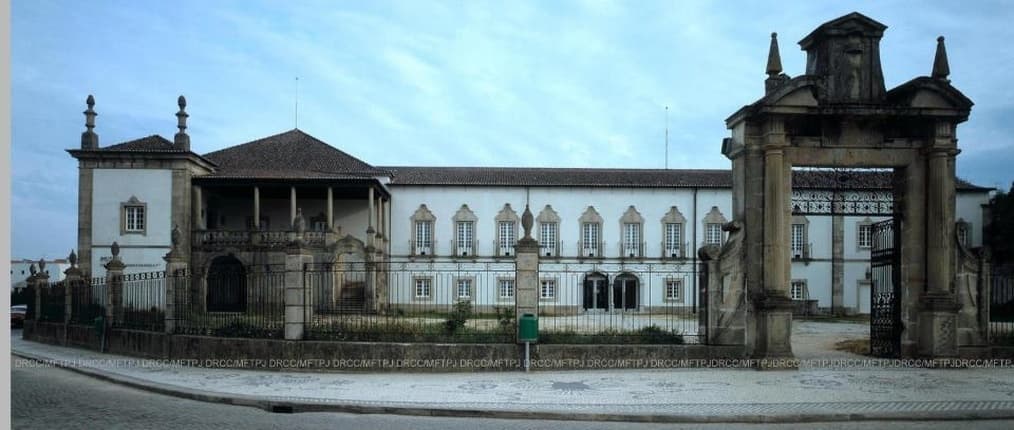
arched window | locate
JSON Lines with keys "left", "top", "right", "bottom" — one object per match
{"left": 206, "top": 255, "right": 246, "bottom": 312}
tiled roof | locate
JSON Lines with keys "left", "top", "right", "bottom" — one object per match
{"left": 101, "top": 135, "right": 182, "bottom": 152}
{"left": 382, "top": 166, "right": 990, "bottom": 191}
{"left": 202, "top": 129, "right": 389, "bottom": 179}
{"left": 382, "top": 166, "right": 731, "bottom": 188}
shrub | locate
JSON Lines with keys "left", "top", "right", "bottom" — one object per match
{"left": 444, "top": 300, "right": 473, "bottom": 334}
{"left": 494, "top": 306, "right": 515, "bottom": 332}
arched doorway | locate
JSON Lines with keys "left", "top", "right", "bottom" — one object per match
{"left": 613, "top": 273, "right": 639, "bottom": 311}
{"left": 206, "top": 255, "right": 246, "bottom": 312}
{"left": 582, "top": 273, "right": 608, "bottom": 311}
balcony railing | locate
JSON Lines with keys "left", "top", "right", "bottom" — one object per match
{"left": 661, "top": 241, "right": 689, "bottom": 259}
{"left": 619, "top": 241, "right": 646, "bottom": 258}
{"left": 791, "top": 243, "right": 812, "bottom": 261}
{"left": 578, "top": 240, "right": 604, "bottom": 258}
{"left": 451, "top": 239, "right": 477, "bottom": 258}
{"left": 496, "top": 241, "right": 516, "bottom": 257}
{"left": 540, "top": 240, "right": 561, "bottom": 258}
{"left": 410, "top": 240, "right": 435, "bottom": 257}
{"left": 194, "top": 229, "right": 330, "bottom": 249}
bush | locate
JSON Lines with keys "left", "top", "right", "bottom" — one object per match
{"left": 494, "top": 306, "right": 515, "bottom": 332}
{"left": 444, "top": 300, "right": 472, "bottom": 334}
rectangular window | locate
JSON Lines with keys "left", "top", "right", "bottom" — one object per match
{"left": 706, "top": 223, "right": 722, "bottom": 245}
{"left": 582, "top": 223, "right": 600, "bottom": 256}
{"left": 791, "top": 224, "right": 805, "bottom": 258}
{"left": 790, "top": 280, "right": 807, "bottom": 300}
{"left": 498, "top": 221, "right": 515, "bottom": 256}
{"left": 456, "top": 221, "right": 474, "bottom": 255}
{"left": 456, "top": 279, "right": 471, "bottom": 299}
{"left": 539, "top": 222, "right": 558, "bottom": 256}
{"left": 540, "top": 280, "right": 556, "bottom": 299}
{"left": 499, "top": 279, "right": 515, "bottom": 299}
{"left": 664, "top": 223, "right": 682, "bottom": 258}
{"left": 665, "top": 279, "right": 683, "bottom": 301}
{"left": 414, "top": 221, "right": 433, "bottom": 255}
{"left": 858, "top": 224, "right": 872, "bottom": 249}
{"left": 414, "top": 278, "right": 432, "bottom": 298}
{"left": 124, "top": 206, "right": 145, "bottom": 232}
{"left": 623, "top": 223, "right": 641, "bottom": 257}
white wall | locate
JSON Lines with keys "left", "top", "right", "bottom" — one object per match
{"left": 90, "top": 169, "right": 173, "bottom": 277}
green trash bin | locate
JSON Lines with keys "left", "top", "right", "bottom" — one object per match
{"left": 518, "top": 313, "right": 538, "bottom": 343}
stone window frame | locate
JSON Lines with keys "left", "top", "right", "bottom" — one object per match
{"left": 413, "top": 276, "right": 433, "bottom": 300}
{"left": 661, "top": 206, "right": 687, "bottom": 259}
{"left": 664, "top": 276, "right": 685, "bottom": 303}
{"left": 790, "top": 279, "right": 809, "bottom": 301}
{"left": 453, "top": 276, "right": 475, "bottom": 300}
{"left": 579, "top": 206, "right": 604, "bottom": 257}
{"left": 537, "top": 205, "right": 561, "bottom": 257}
{"left": 701, "top": 206, "right": 727, "bottom": 246}
{"left": 856, "top": 217, "right": 874, "bottom": 251}
{"left": 497, "top": 277, "right": 516, "bottom": 302}
{"left": 619, "top": 206, "right": 644, "bottom": 258}
{"left": 494, "top": 204, "right": 519, "bottom": 257}
{"left": 956, "top": 218, "right": 970, "bottom": 247}
{"left": 120, "top": 196, "right": 148, "bottom": 236}
{"left": 452, "top": 204, "right": 478, "bottom": 257}
{"left": 790, "top": 215, "right": 810, "bottom": 260}
{"left": 539, "top": 277, "right": 558, "bottom": 301}
{"left": 410, "top": 205, "right": 436, "bottom": 256}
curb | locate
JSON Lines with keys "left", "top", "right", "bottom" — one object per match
{"left": 12, "top": 349, "right": 1014, "bottom": 423}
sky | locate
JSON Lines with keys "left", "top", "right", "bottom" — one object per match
{"left": 11, "top": 0, "right": 1014, "bottom": 260}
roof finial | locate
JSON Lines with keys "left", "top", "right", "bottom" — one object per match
{"left": 766, "top": 32, "right": 783, "bottom": 77}
{"left": 174, "top": 95, "right": 190, "bottom": 151}
{"left": 932, "top": 35, "right": 950, "bottom": 82}
{"left": 81, "top": 94, "right": 99, "bottom": 149}
{"left": 68, "top": 249, "right": 77, "bottom": 267}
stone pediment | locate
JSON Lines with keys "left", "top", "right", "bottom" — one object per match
{"left": 886, "top": 77, "right": 973, "bottom": 113}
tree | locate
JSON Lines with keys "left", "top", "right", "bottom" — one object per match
{"left": 986, "top": 182, "right": 1014, "bottom": 267}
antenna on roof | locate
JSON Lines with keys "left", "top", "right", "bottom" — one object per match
{"left": 664, "top": 105, "right": 669, "bottom": 170}
{"left": 294, "top": 77, "right": 299, "bottom": 129}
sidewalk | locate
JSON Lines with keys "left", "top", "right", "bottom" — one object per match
{"left": 11, "top": 334, "right": 1014, "bottom": 423}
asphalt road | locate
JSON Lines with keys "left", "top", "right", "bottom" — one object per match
{"left": 10, "top": 355, "right": 1014, "bottom": 430}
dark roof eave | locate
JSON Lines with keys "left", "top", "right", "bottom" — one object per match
{"left": 67, "top": 148, "right": 219, "bottom": 169}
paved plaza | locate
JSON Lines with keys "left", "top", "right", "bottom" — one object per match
{"left": 10, "top": 322, "right": 1014, "bottom": 423}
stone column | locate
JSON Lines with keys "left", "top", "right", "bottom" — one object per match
{"left": 515, "top": 205, "right": 539, "bottom": 342}
{"left": 367, "top": 187, "right": 376, "bottom": 248}
{"left": 64, "top": 261, "right": 83, "bottom": 324}
{"left": 832, "top": 214, "right": 844, "bottom": 315}
{"left": 290, "top": 186, "right": 297, "bottom": 225}
{"left": 31, "top": 265, "right": 47, "bottom": 321}
{"left": 163, "top": 230, "right": 187, "bottom": 334}
{"left": 918, "top": 133, "right": 961, "bottom": 357}
{"left": 193, "top": 185, "right": 204, "bottom": 230}
{"left": 326, "top": 187, "right": 334, "bottom": 230}
{"left": 104, "top": 248, "right": 126, "bottom": 327}
{"left": 754, "top": 118, "right": 795, "bottom": 367}
{"left": 284, "top": 242, "right": 313, "bottom": 340}
{"left": 253, "top": 186, "right": 260, "bottom": 230}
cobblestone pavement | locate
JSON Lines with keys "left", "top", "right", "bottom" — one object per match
{"left": 12, "top": 358, "right": 1014, "bottom": 429}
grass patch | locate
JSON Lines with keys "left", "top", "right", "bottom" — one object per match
{"left": 541, "top": 325, "right": 686, "bottom": 345}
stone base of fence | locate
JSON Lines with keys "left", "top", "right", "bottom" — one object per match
{"left": 23, "top": 320, "right": 750, "bottom": 370}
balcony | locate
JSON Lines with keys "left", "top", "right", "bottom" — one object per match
{"left": 578, "top": 240, "right": 604, "bottom": 258}
{"left": 496, "top": 242, "right": 516, "bottom": 258}
{"left": 619, "top": 242, "right": 646, "bottom": 259}
{"left": 661, "top": 241, "right": 689, "bottom": 260}
{"left": 791, "top": 243, "right": 813, "bottom": 262}
{"left": 193, "top": 229, "right": 329, "bottom": 250}
{"left": 410, "top": 240, "right": 435, "bottom": 257}
{"left": 540, "top": 240, "right": 562, "bottom": 258}
{"left": 451, "top": 239, "right": 477, "bottom": 258}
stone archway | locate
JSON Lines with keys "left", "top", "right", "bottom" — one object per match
{"left": 717, "top": 12, "right": 977, "bottom": 363}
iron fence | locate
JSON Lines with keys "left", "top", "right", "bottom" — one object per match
{"left": 535, "top": 262, "right": 700, "bottom": 344}
{"left": 69, "top": 278, "right": 105, "bottom": 325}
{"left": 113, "top": 271, "right": 166, "bottom": 331}
{"left": 174, "top": 267, "right": 285, "bottom": 338}
{"left": 38, "top": 281, "right": 65, "bottom": 322}
{"left": 304, "top": 260, "right": 516, "bottom": 343}
{"left": 991, "top": 269, "right": 1014, "bottom": 345}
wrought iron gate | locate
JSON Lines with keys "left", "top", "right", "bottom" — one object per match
{"left": 870, "top": 218, "right": 901, "bottom": 357}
